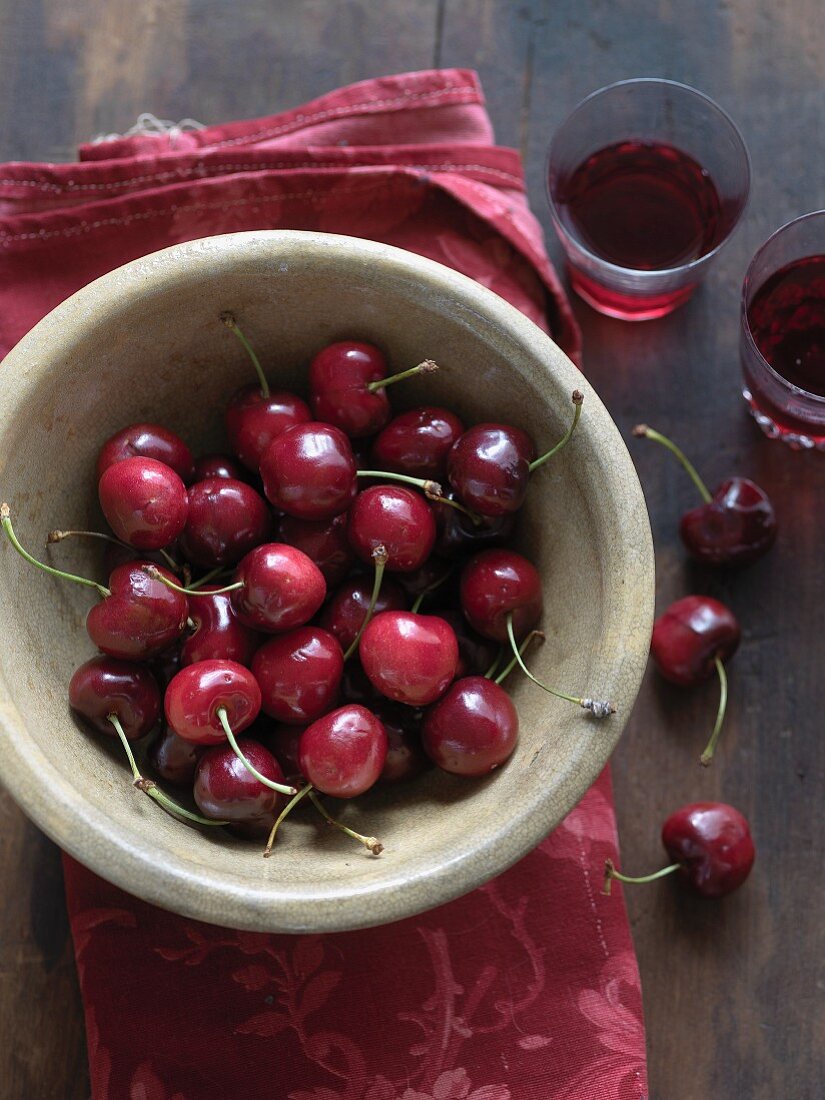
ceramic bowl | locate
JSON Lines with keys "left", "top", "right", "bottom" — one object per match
{"left": 0, "top": 231, "right": 653, "bottom": 933}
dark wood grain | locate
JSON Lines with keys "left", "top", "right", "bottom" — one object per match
{"left": 0, "top": 1, "right": 823, "bottom": 1097}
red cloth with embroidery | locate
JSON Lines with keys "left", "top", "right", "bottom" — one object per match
{"left": 0, "top": 70, "right": 646, "bottom": 1099}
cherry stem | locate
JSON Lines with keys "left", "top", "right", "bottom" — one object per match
{"left": 216, "top": 707, "right": 297, "bottom": 796}
{"left": 308, "top": 791, "right": 383, "bottom": 855}
{"left": 483, "top": 650, "right": 505, "bottom": 680}
{"left": 107, "top": 714, "right": 228, "bottom": 826}
{"left": 2, "top": 503, "right": 110, "bottom": 598}
{"left": 220, "top": 311, "right": 270, "bottom": 399}
{"left": 505, "top": 613, "right": 615, "bottom": 717}
{"left": 528, "top": 390, "right": 584, "bottom": 473}
{"left": 357, "top": 470, "right": 444, "bottom": 501}
{"left": 700, "top": 657, "right": 729, "bottom": 767}
{"left": 632, "top": 424, "right": 712, "bottom": 504}
{"left": 429, "top": 493, "right": 482, "bottom": 525}
{"left": 143, "top": 564, "right": 243, "bottom": 596}
{"left": 494, "top": 630, "right": 545, "bottom": 684}
{"left": 186, "top": 566, "right": 230, "bottom": 591}
{"left": 343, "top": 545, "right": 388, "bottom": 660}
{"left": 366, "top": 359, "right": 438, "bottom": 393}
{"left": 263, "top": 782, "right": 313, "bottom": 857}
{"left": 47, "top": 528, "right": 180, "bottom": 572}
{"left": 410, "top": 564, "right": 455, "bottom": 615}
{"left": 602, "top": 858, "right": 680, "bottom": 896}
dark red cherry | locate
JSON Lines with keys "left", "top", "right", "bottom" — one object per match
{"left": 69, "top": 655, "right": 161, "bottom": 740}
{"left": 299, "top": 704, "right": 388, "bottom": 797}
{"left": 662, "top": 802, "right": 755, "bottom": 897}
{"left": 179, "top": 477, "right": 272, "bottom": 567}
{"left": 194, "top": 739, "right": 286, "bottom": 835}
{"left": 252, "top": 626, "right": 344, "bottom": 724}
{"left": 680, "top": 478, "right": 778, "bottom": 566}
{"left": 225, "top": 383, "right": 311, "bottom": 472}
{"left": 395, "top": 556, "right": 455, "bottom": 602}
{"left": 148, "top": 724, "right": 204, "bottom": 785}
{"left": 371, "top": 406, "right": 465, "bottom": 479}
{"left": 431, "top": 492, "right": 516, "bottom": 560}
{"left": 309, "top": 341, "right": 392, "bottom": 438}
{"left": 422, "top": 676, "right": 518, "bottom": 775}
{"left": 651, "top": 596, "right": 740, "bottom": 686}
{"left": 231, "top": 543, "right": 326, "bottom": 633}
{"left": 320, "top": 575, "right": 407, "bottom": 652}
{"left": 436, "top": 609, "right": 498, "bottom": 678}
{"left": 99, "top": 457, "right": 188, "bottom": 550}
{"left": 277, "top": 512, "right": 355, "bottom": 588}
{"left": 165, "top": 659, "right": 261, "bottom": 745}
{"left": 192, "top": 453, "right": 247, "bottom": 482}
{"left": 87, "top": 562, "right": 188, "bottom": 660}
{"left": 348, "top": 485, "right": 436, "bottom": 572}
{"left": 359, "top": 610, "right": 459, "bottom": 706}
{"left": 375, "top": 703, "right": 430, "bottom": 783}
{"left": 460, "top": 549, "right": 543, "bottom": 642}
{"left": 96, "top": 423, "right": 195, "bottom": 484}
{"left": 260, "top": 422, "right": 357, "bottom": 520}
{"left": 181, "top": 588, "right": 261, "bottom": 667}
{"left": 252, "top": 719, "right": 305, "bottom": 779}
{"left": 447, "top": 424, "right": 536, "bottom": 517}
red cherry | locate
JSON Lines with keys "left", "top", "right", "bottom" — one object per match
{"left": 225, "top": 383, "right": 311, "bottom": 472}
{"left": 460, "top": 548, "right": 543, "bottom": 642}
{"left": 87, "top": 562, "right": 188, "bottom": 660}
{"left": 252, "top": 626, "right": 344, "bottom": 724}
{"left": 164, "top": 659, "right": 261, "bottom": 745}
{"left": 309, "top": 341, "right": 391, "bottom": 438}
{"left": 375, "top": 702, "right": 431, "bottom": 783}
{"left": 179, "top": 477, "right": 272, "bottom": 567}
{"left": 435, "top": 609, "right": 499, "bottom": 678}
{"left": 231, "top": 543, "right": 326, "bottom": 633}
{"left": 99, "top": 457, "right": 188, "bottom": 550}
{"left": 149, "top": 724, "right": 204, "bottom": 785}
{"left": 252, "top": 719, "right": 305, "bottom": 779}
{"left": 194, "top": 739, "right": 287, "bottom": 836}
{"left": 181, "top": 588, "right": 261, "bottom": 667}
{"left": 359, "top": 610, "right": 458, "bottom": 706}
{"left": 299, "top": 704, "right": 388, "bottom": 797}
{"left": 371, "top": 406, "right": 465, "bottom": 479}
{"left": 96, "top": 423, "right": 195, "bottom": 484}
{"left": 277, "top": 512, "right": 355, "bottom": 588}
{"left": 395, "top": 556, "right": 455, "bottom": 602}
{"left": 192, "top": 453, "right": 247, "bottom": 482}
{"left": 347, "top": 485, "right": 436, "bottom": 573}
{"left": 447, "top": 423, "right": 536, "bottom": 516}
{"left": 422, "top": 676, "right": 518, "bottom": 775}
{"left": 680, "top": 478, "right": 777, "bottom": 566}
{"left": 431, "top": 492, "right": 516, "bottom": 560}
{"left": 69, "top": 655, "right": 160, "bottom": 740}
{"left": 260, "top": 422, "right": 357, "bottom": 520}
{"left": 320, "top": 575, "right": 407, "bottom": 652}
{"left": 651, "top": 596, "right": 740, "bottom": 686}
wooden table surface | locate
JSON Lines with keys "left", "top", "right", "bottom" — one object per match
{"left": 1, "top": 3, "right": 822, "bottom": 1098}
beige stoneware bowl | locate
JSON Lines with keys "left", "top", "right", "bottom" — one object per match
{"left": 0, "top": 231, "right": 653, "bottom": 933}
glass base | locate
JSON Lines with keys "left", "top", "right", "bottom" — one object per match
{"left": 742, "top": 388, "right": 825, "bottom": 451}
{"left": 567, "top": 265, "right": 697, "bottom": 320}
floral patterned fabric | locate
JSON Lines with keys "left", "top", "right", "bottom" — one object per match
{"left": 0, "top": 69, "right": 644, "bottom": 1097}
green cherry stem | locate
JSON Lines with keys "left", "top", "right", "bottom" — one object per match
{"left": 494, "top": 630, "right": 545, "bottom": 684}
{"left": 343, "top": 544, "right": 388, "bottom": 661}
{"left": 603, "top": 858, "right": 680, "bottom": 896}
{"left": 356, "top": 470, "right": 444, "bottom": 500}
{"left": 47, "top": 527, "right": 180, "bottom": 572}
{"left": 263, "top": 782, "right": 313, "bottom": 857}
{"left": 107, "top": 714, "right": 228, "bottom": 826}
{"left": 632, "top": 424, "right": 712, "bottom": 504}
{"left": 528, "top": 390, "right": 584, "bottom": 473}
{"left": 366, "top": 358, "right": 438, "bottom": 393}
{"left": 143, "top": 564, "right": 243, "bottom": 597}
{"left": 186, "top": 566, "right": 231, "bottom": 591}
{"left": 2, "top": 503, "right": 110, "bottom": 598}
{"left": 216, "top": 707, "right": 297, "bottom": 796}
{"left": 309, "top": 791, "right": 383, "bottom": 855}
{"left": 699, "top": 657, "right": 729, "bottom": 767}
{"left": 483, "top": 650, "right": 505, "bottom": 680}
{"left": 220, "top": 311, "right": 270, "bottom": 398}
{"left": 410, "top": 564, "right": 455, "bottom": 615}
{"left": 505, "top": 612, "right": 615, "bottom": 718}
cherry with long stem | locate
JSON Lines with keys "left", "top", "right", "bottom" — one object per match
{"left": 528, "top": 390, "right": 584, "bottom": 473}
{"left": 494, "top": 629, "right": 544, "bottom": 683}
{"left": 221, "top": 312, "right": 270, "bottom": 398}
{"left": 47, "top": 527, "right": 180, "bottom": 572}
{"left": 308, "top": 790, "right": 383, "bottom": 855}
{"left": 700, "top": 657, "right": 728, "bottom": 766}
{"left": 3, "top": 503, "right": 110, "bottom": 597}
{"left": 632, "top": 424, "right": 711, "bottom": 501}
{"left": 343, "top": 545, "right": 388, "bottom": 661}
{"left": 215, "top": 706, "right": 296, "bottom": 796}
{"left": 365, "top": 358, "right": 438, "bottom": 393}
{"left": 603, "top": 859, "right": 680, "bottom": 895}
{"left": 263, "top": 781, "right": 313, "bottom": 856}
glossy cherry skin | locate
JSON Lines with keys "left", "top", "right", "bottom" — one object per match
{"left": 320, "top": 575, "right": 407, "bottom": 652}
{"left": 179, "top": 477, "right": 272, "bottom": 568}
{"left": 148, "top": 725, "right": 204, "bottom": 785}
{"left": 277, "top": 512, "right": 355, "bottom": 588}
{"left": 231, "top": 543, "right": 326, "bottom": 633}
{"left": 375, "top": 703, "right": 430, "bottom": 783}
{"left": 299, "top": 704, "right": 388, "bottom": 797}
{"left": 447, "top": 424, "right": 536, "bottom": 517}
{"left": 422, "top": 676, "right": 518, "bottom": 776}
{"left": 680, "top": 478, "right": 777, "bottom": 567}
{"left": 164, "top": 659, "right": 261, "bottom": 745}
{"left": 261, "top": 422, "right": 357, "bottom": 521}
{"left": 252, "top": 626, "right": 344, "bottom": 724}
{"left": 359, "top": 611, "right": 459, "bottom": 706}
{"left": 436, "top": 609, "right": 498, "bottom": 678}
{"left": 87, "top": 562, "right": 188, "bottom": 660}
{"left": 181, "top": 588, "right": 261, "bottom": 668}
{"left": 225, "top": 383, "right": 311, "bottom": 472}
{"left": 432, "top": 492, "right": 517, "bottom": 560}
{"left": 194, "top": 739, "right": 287, "bottom": 836}
{"left": 662, "top": 802, "right": 755, "bottom": 898}
{"left": 192, "top": 453, "right": 247, "bottom": 482}
{"left": 309, "top": 341, "right": 391, "bottom": 438}
{"left": 68, "top": 655, "right": 161, "bottom": 740}
{"left": 96, "top": 423, "right": 195, "bottom": 485}
{"left": 651, "top": 596, "right": 741, "bottom": 686}
{"left": 460, "top": 549, "right": 543, "bottom": 642}
{"left": 99, "top": 457, "right": 188, "bottom": 551}
{"left": 371, "top": 406, "right": 465, "bottom": 479}
{"left": 348, "top": 485, "right": 436, "bottom": 573}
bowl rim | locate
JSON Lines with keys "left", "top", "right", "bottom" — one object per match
{"left": 0, "top": 230, "right": 654, "bottom": 932}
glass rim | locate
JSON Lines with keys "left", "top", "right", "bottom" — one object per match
{"left": 741, "top": 209, "right": 825, "bottom": 406}
{"left": 545, "top": 77, "right": 752, "bottom": 281}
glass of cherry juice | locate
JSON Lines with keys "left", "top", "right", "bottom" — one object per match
{"left": 742, "top": 210, "right": 825, "bottom": 449}
{"left": 546, "top": 78, "right": 750, "bottom": 320}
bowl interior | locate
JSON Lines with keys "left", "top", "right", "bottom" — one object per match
{"left": 0, "top": 232, "right": 653, "bottom": 932}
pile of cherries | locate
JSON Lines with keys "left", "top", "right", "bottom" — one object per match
{"left": 3, "top": 315, "right": 610, "bottom": 858}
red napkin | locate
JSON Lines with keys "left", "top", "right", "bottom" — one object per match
{"left": 0, "top": 70, "right": 645, "bottom": 1099}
